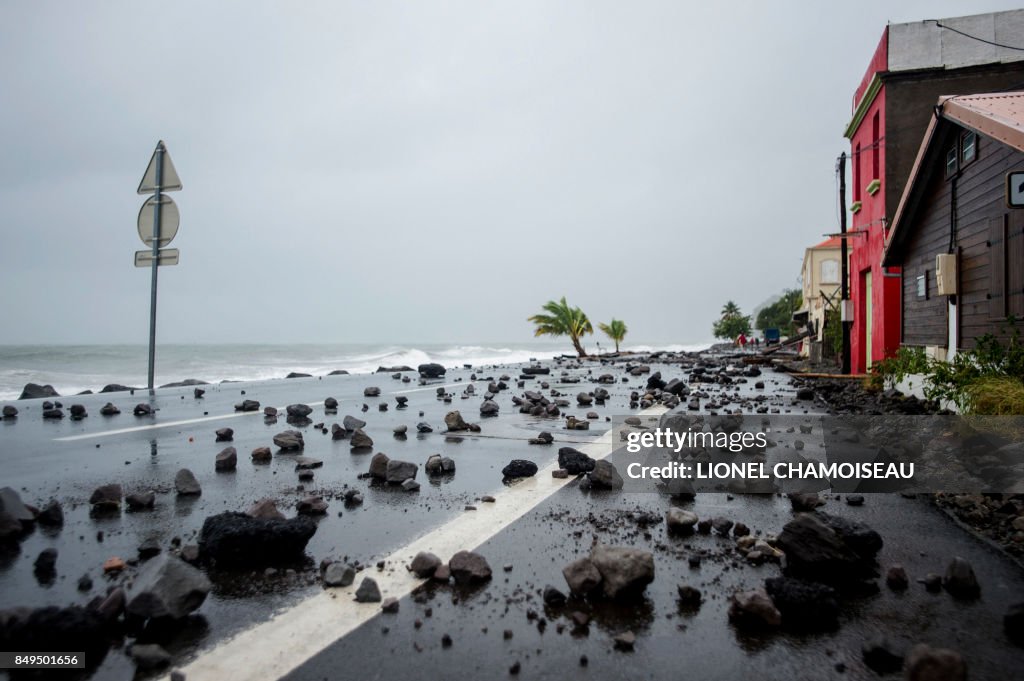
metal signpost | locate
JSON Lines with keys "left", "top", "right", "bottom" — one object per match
{"left": 136, "top": 141, "right": 182, "bottom": 391}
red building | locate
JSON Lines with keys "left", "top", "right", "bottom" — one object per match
{"left": 844, "top": 10, "right": 1024, "bottom": 372}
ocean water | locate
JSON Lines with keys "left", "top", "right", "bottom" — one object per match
{"left": 0, "top": 341, "right": 711, "bottom": 399}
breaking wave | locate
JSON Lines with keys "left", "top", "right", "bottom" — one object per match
{"left": 0, "top": 341, "right": 711, "bottom": 400}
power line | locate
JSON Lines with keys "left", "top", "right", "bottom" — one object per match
{"left": 927, "top": 19, "right": 1024, "bottom": 52}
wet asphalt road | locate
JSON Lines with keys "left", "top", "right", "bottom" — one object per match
{"left": 1, "top": 357, "right": 1022, "bottom": 680}
{"left": 286, "top": 485, "right": 1024, "bottom": 681}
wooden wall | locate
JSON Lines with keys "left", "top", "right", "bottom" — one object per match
{"left": 899, "top": 124, "right": 1024, "bottom": 349}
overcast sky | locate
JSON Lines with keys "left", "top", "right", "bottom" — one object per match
{"left": 1, "top": 0, "right": 1019, "bottom": 345}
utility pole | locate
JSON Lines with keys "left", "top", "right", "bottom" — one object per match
{"left": 839, "top": 152, "right": 852, "bottom": 374}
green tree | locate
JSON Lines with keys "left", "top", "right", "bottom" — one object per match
{"left": 598, "top": 319, "right": 628, "bottom": 353}
{"left": 712, "top": 300, "right": 752, "bottom": 340}
{"left": 528, "top": 297, "right": 594, "bottom": 357}
{"left": 721, "top": 301, "right": 741, "bottom": 317}
{"left": 755, "top": 289, "right": 803, "bottom": 336}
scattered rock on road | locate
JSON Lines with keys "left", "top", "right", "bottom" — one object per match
{"left": 665, "top": 507, "right": 698, "bottom": 534}
{"left": 410, "top": 552, "right": 442, "bottom": 578}
{"left": 587, "top": 460, "right": 624, "bottom": 490}
{"left": 355, "top": 577, "right": 382, "bottom": 602}
{"left": 125, "top": 553, "right": 211, "bottom": 620}
{"left": 943, "top": 557, "right": 980, "bottom": 599}
{"left": 449, "top": 551, "right": 492, "bottom": 585}
{"left": 198, "top": 512, "right": 317, "bottom": 566}
{"left": 589, "top": 544, "right": 654, "bottom": 600}
{"left": 774, "top": 512, "right": 881, "bottom": 584}
{"left": 557, "top": 447, "right": 595, "bottom": 475}
{"left": 174, "top": 469, "right": 202, "bottom": 496}
{"left": 728, "top": 589, "right": 781, "bottom": 629}
{"left": 273, "top": 430, "right": 305, "bottom": 451}
{"left": 89, "top": 484, "right": 122, "bottom": 510}
{"left": 245, "top": 499, "right": 285, "bottom": 520}
{"left": 904, "top": 644, "right": 966, "bottom": 681}
{"left": 764, "top": 576, "right": 838, "bottom": 631}
{"left": 215, "top": 447, "right": 237, "bottom": 472}
{"left": 502, "top": 460, "right": 538, "bottom": 479}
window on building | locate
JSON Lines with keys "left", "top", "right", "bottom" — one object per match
{"left": 853, "top": 144, "right": 862, "bottom": 201}
{"left": 821, "top": 259, "right": 839, "bottom": 284}
{"left": 871, "top": 111, "right": 880, "bottom": 180}
{"left": 945, "top": 146, "right": 958, "bottom": 179}
{"left": 917, "top": 272, "right": 928, "bottom": 300}
{"left": 961, "top": 130, "right": 977, "bottom": 166}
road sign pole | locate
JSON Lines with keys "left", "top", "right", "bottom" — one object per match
{"left": 147, "top": 143, "right": 164, "bottom": 392}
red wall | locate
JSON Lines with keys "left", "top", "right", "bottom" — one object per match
{"left": 848, "top": 28, "right": 901, "bottom": 373}
{"left": 852, "top": 28, "right": 888, "bottom": 110}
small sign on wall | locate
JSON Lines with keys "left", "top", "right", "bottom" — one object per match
{"left": 1008, "top": 171, "right": 1024, "bottom": 208}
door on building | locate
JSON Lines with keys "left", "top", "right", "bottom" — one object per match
{"left": 864, "top": 271, "right": 873, "bottom": 370}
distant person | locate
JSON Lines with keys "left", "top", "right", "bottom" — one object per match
{"left": 736, "top": 333, "right": 748, "bottom": 351}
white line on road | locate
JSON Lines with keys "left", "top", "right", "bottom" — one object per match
{"left": 392, "top": 382, "right": 470, "bottom": 394}
{"left": 165, "top": 408, "right": 663, "bottom": 681}
{"left": 52, "top": 412, "right": 263, "bottom": 442}
{"left": 53, "top": 402, "right": 325, "bottom": 442}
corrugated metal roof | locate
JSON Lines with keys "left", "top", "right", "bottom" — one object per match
{"left": 944, "top": 91, "right": 1024, "bottom": 151}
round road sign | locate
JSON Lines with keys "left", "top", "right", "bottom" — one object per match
{"left": 137, "top": 194, "right": 180, "bottom": 247}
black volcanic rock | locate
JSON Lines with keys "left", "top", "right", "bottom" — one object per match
{"left": 502, "top": 460, "right": 538, "bottom": 479}
{"left": 19, "top": 383, "right": 59, "bottom": 400}
{"left": 198, "top": 512, "right": 317, "bottom": 567}
{"left": 558, "top": 447, "right": 595, "bottom": 475}
{"left": 159, "top": 379, "right": 209, "bottom": 388}
{"left": 775, "top": 512, "right": 881, "bottom": 583}
{"left": 0, "top": 606, "right": 111, "bottom": 670}
{"left": 764, "top": 577, "right": 838, "bottom": 631}
{"left": 100, "top": 384, "right": 136, "bottom": 393}
{"left": 418, "top": 363, "right": 446, "bottom": 378}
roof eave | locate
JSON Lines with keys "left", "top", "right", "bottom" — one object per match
{"left": 944, "top": 98, "right": 1024, "bottom": 153}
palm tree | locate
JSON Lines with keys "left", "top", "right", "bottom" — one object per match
{"left": 713, "top": 300, "right": 751, "bottom": 339}
{"left": 721, "top": 301, "right": 742, "bottom": 317}
{"left": 528, "top": 297, "right": 593, "bottom": 357}
{"left": 598, "top": 319, "right": 628, "bottom": 353}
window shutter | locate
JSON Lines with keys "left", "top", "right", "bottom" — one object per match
{"left": 1011, "top": 213, "right": 1024, "bottom": 319}
{"left": 990, "top": 216, "right": 1007, "bottom": 318}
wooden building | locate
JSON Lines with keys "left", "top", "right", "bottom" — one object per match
{"left": 843, "top": 10, "right": 1024, "bottom": 371}
{"left": 882, "top": 92, "right": 1024, "bottom": 357}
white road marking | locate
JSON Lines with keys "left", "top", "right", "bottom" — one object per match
{"left": 52, "top": 412, "right": 262, "bottom": 442}
{"left": 53, "top": 402, "right": 325, "bottom": 442}
{"left": 392, "top": 382, "right": 471, "bottom": 394}
{"left": 165, "top": 408, "right": 663, "bottom": 681}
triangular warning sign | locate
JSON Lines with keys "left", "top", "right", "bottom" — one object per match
{"left": 137, "top": 140, "right": 182, "bottom": 194}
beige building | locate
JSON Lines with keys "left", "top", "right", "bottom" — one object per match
{"left": 798, "top": 237, "right": 842, "bottom": 357}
